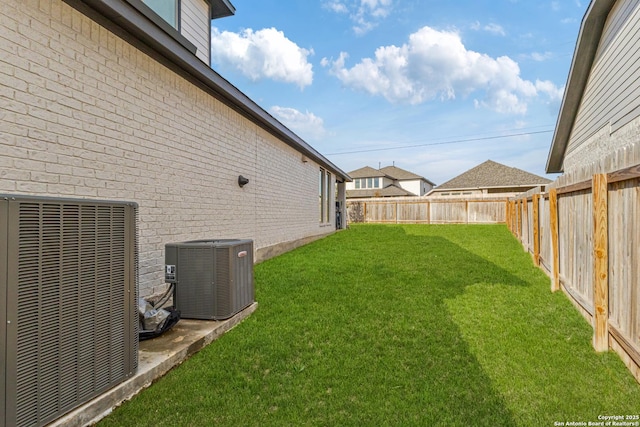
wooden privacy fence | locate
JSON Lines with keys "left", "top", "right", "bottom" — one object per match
{"left": 348, "top": 198, "right": 507, "bottom": 224}
{"left": 508, "top": 163, "right": 640, "bottom": 380}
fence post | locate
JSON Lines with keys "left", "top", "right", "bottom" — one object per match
{"left": 465, "top": 201, "right": 469, "bottom": 224}
{"left": 426, "top": 201, "right": 431, "bottom": 224}
{"left": 532, "top": 193, "right": 540, "bottom": 266}
{"left": 592, "top": 173, "right": 609, "bottom": 352}
{"left": 517, "top": 200, "right": 522, "bottom": 239}
{"left": 522, "top": 198, "right": 529, "bottom": 247}
{"left": 549, "top": 189, "right": 560, "bottom": 292}
{"left": 395, "top": 202, "right": 399, "bottom": 224}
{"left": 505, "top": 200, "right": 510, "bottom": 230}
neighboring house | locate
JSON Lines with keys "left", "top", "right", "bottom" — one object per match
{"left": 428, "top": 160, "right": 551, "bottom": 198}
{"left": 546, "top": 0, "right": 640, "bottom": 177}
{"left": 0, "top": 0, "right": 350, "bottom": 298}
{"left": 346, "top": 165, "right": 435, "bottom": 198}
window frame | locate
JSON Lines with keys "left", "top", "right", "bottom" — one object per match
{"left": 123, "top": 0, "right": 198, "bottom": 55}
{"left": 319, "top": 169, "right": 324, "bottom": 222}
{"left": 325, "top": 170, "right": 331, "bottom": 223}
{"left": 319, "top": 168, "right": 332, "bottom": 224}
{"left": 142, "top": 0, "right": 179, "bottom": 29}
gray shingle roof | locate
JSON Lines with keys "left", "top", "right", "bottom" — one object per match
{"left": 379, "top": 165, "right": 421, "bottom": 180}
{"left": 436, "top": 160, "right": 552, "bottom": 190}
{"left": 379, "top": 166, "right": 435, "bottom": 185}
{"left": 348, "top": 166, "right": 387, "bottom": 179}
{"left": 346, "top": 184, "right": 415, "bottom": 198}
{"left": 348, "top": 165, "right": 435, "bottom": 185}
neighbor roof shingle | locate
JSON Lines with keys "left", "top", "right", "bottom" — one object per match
{"left": 379, "top": 166, "right": 435, "bottom": 185}
{"left": 346, "top": 184, "right": 415, "bottom": 198}
{"left": 347, "top": 166, "right": 387, "bottom": 179}
{"left": 436, "top": 160, "right": 552, "bottom": 190}
{"left": 348, "top": 165, "right": 436, "bottom": 185}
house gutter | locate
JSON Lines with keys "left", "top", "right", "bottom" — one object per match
{"left": 546, "top": 0, "right": 617, "bottom": 173}
{"left": 62, "top": 0, "right": 351, "bottom": 182}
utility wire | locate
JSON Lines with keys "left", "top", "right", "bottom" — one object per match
{"left": 326, "top": 129, "right": 554, "bottom": 156}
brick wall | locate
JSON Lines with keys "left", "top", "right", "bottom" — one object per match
{"left": 0, "top": 0, "right": 336, "bottom": 296}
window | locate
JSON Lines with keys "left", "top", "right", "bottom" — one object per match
{"left": 142, "top": 0, "right": 178, "bottom": 28}
{"left": 325, "top": 171, "right": 331, "bottom": 223}
{"left": 355, "top": 177, "right": 380, "bottom": 189}
{"left": 319, "top": 169, "right": 324, "bottom": 222}
{"left": 320, "top": 169, "right": 331, "bottom": 223}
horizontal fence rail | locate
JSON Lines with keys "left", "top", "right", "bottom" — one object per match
{"left": 508, "top": 162, "right": 640, "bottom": 382}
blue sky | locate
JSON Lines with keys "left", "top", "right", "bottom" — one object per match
{"left": 209, "top": 0, "right": 588, "bottom": 184}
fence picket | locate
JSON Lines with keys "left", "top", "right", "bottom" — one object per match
{"left": 506, "top": 163, "right": 640, "bottom": 381}
{"left": 592, "top": 173, "right": 609, "bottom": 352}
{"left": 347, "top": 198, "right": 507, "bottom": 225}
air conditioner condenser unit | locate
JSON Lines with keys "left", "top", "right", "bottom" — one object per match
{"left": 165, "top": 239, "right": 254, "bottom": 320}
{"left": 0, "top": 195, "right": 138, "bottom": 427}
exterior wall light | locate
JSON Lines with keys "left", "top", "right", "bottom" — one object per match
{"left": 238, "top": 175, "right": 249, "bottom": 187}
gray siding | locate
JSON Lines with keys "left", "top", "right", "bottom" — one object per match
{"left": 566, "top": 0, "right": 640, "bottom": 161}
{"left": 181, "top": 0, "right": 211, "bottom": 64}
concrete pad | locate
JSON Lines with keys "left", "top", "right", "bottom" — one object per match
{"left": 49, "top": 302, "right": 258, "bottom": 427}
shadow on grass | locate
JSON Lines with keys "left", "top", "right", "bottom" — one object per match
{"left": 248, "top": 225, "right": 528, "bottom": 426}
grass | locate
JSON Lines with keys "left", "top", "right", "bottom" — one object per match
{"left": 99, "top": 224, "right": 640, "bottom": 426}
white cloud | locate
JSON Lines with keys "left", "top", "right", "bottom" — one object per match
{"left": 535, "top": 79, "right": 565, "bottom": 102}
{"left": 323, "top": 26, "right": 551, "bottom": 114}
{"left": 324, "top": 1, "right": 349, "bottom": 13}
{"left": 484, "top": 23, "right": 507, "bottom": 36}
{"left": 360, "top": 0, "right": 393, "bottom": 18}
{"left": 530, "top": 51, "right": 554, "bottom": 61}
{"left": 471, "top": 21, "right": 506, "bottom": 36}
{"left": 210, "top": 27, "right": 314, "bottom": 89}
{"left": 270, "top": 106, "right": 328, "bottom": 141}
{"left": 324, "top": 0, "right": 394, "bottom": 35}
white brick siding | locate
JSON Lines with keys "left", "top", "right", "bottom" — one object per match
{"left": 0, "top": 0, "right": 337, "bottom": 296}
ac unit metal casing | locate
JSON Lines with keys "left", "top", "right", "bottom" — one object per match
{"left": 165, "top": 239, "right": 254, "bottom": 320}
{"left": 0, "top": 195, "right": 138, "bottom": 427}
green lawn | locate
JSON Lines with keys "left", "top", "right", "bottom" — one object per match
{"left": 100, "top": 224, "right": 640, "bottom": 426}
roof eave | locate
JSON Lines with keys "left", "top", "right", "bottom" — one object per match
{"left": 210, "top": 0, "right": 235, "bottom": 19}
{"left": 546, "top": 0, "right": 616, "bottom": 173}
